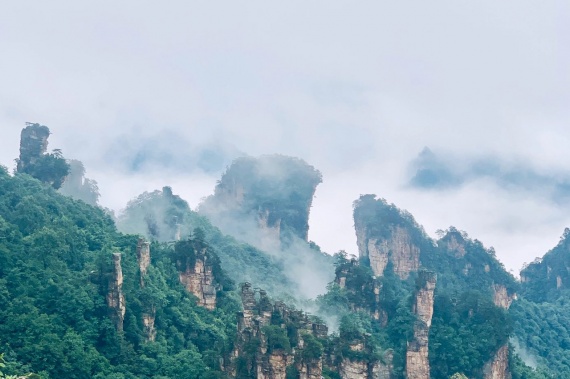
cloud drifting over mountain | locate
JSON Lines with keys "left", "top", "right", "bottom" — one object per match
{"left": 0, "top": 0, "right": 568, "bottom": 272}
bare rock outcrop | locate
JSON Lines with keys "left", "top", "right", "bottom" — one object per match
{"left": 484, "top": 344, "right": 510, "bottom": 379}
{"left": 137, "top": 239, "right": 151, "bottom": 286}
{"left": 483, "top": 284, "right": 515, "bottom": 379}
{"left": 233, "top": 283, "right": 327, "bottom": 379}
{"left": 338, "top": 341, "right": 393, "bottom": 379}
{"left": 359, "top": 227, "right": 420, "bottom": 279}
{"left": 106, "top": 253, "right": 126, "bottom": 332}
{"left": 16, "top": 123, "right": 50, "bottom": 173}
{"left": 334, "top": 258, "right": 386, "bottom": 324}
{"left": 406, "top": 271, "right": 436, "bottom": 379}
{"left": 136, "top": 239, "right": 156, "bottom": 341}
{"left": 177, "top": 247, "right": 218, "bottom": 310}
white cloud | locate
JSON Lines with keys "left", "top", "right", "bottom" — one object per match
{"left": 0, "top": 0, "right": 568, "bottom": 273}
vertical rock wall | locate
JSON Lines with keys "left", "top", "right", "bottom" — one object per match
{"left": 178, "top": 248, "right": 218, "bottom": 310}
{"left": 234, "top": 283, "right": 327, "bottom": 379}
{"left": 360, "top": 227, "right": 420, "bottom": 279}
{"left": 406, "top": 271, "right": 436, "bottom": 379}
{"left": 137, "top": 239, "right": 151, "bottom": 286}
{"left": 17, "top": 123, "right": 50, "bottom": 173}
{"left": 484, "top": 284, "right": 515, "bottom": 379}
{"left": 136, "top": 239, "right": 156, "bottom": 341}
{"left": 106, "top": 253, "right": 126, "bottom": 332}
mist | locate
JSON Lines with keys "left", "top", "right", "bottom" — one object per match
{"left": 1, "top": 0, "right": 569, "bottom": 275}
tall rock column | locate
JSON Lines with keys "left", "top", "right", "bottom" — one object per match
{"left": 406, "top": 271, "right": 436, "bottom": 379}
{"left": 137, "top": 239, "right": 151, "bottom": 286}
{"left": 484, "top": 285, "right": 515, "bottom": 379}
{"left": 106, "top": 253, "right": 126, "bottom": 332}
{"left": 176, "top": 244, "right": 218, "bottom": 310}
{"left": 137, "top": 239, "right": 156, "bottom": 341}
{"left": 16, "top": 123, "right": 50, "bottom": 172}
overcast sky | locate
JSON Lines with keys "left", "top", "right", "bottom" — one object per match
{"left": 1, "top": 1, "right": 568, "bottom": 273}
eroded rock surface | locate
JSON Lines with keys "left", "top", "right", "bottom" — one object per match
{"left": 233, "top": 283, "right": 327, "bottom": 379}
{"left": 177, "top": 248, "right": 217, "bottom": 310}
{"left": 406, "top": 271, "right": 436, "bottom": 379}
{"left": 484, "top": 285, "right": 515, "bottom": 379}
{"left": 107, "top": 253, "right": 126, "bottom": 332}
{"left": 359, "top": 227, "right": 420, "bottom": 279}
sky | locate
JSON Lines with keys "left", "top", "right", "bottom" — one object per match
{"left": 1, "top": 1, "right": 568, "bottom": 274}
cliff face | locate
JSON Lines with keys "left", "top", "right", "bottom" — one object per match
{"left": 365, "top": 227, "right": 420, "bottom": 279}
{"left": 177, "top": 247, "right": 218, "bottom": 310}
{"left": 137, "top": 239, "right": 156, "bottom": 341}
{"left": 334, "top": 258, "right": 386, "bottom": 323}
{"left": 406, "top": 271, "right": 436, "bottom": 379}
{"left": 338, "top": 343, "right": 393, "bottom": 379}
{"left": 16, "top": 123, "right": 50, "bottom": 173}
{"left": 353, "top": 195, "right": 422, "bottom": 279}
{"left": 483, "top": 284, "right": 515, "bottom": 379}
{"left": 233, "top": 283, "right": 327, "bottom": 379}
{"left": 137, "top": 239, "right": 151, "bottom": 286}
{"left": 199, "top": 155, "right": 322, "bottom": 244}
{"left": 520, "top": 228, "right": 570, "bottom": 302}
{"left": 106, "top": 253, "right": 126, "bottom": 332}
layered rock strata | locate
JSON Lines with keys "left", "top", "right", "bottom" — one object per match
{"left": 406, "top": 270, "right": 436, "bottom": 379}
{"left": 137, "top": 239, "right": 156, "bottom": 341}
{"left": 233, "top": 283, "right": 327, "bottom": 379}
{"left": 358, "top": 226, "right": 420, "bottom": 279}
{"left": 17, "top": 123, "right": 50, "bottom": 172}
{"left": 106, "top": 253, "right": 126, "bottom": 332}
{"left": 483, "top": 284, "right": 516, "bottom": 379}
{"left": 177, "top": 247, "right": 217, "bottom": 310}
{"left": 137, "top": 239, "right": 151, "bottom": 286}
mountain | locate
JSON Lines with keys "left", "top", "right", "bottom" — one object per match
{"left": 0, "top": 124, "right": 562, "bottom": 379}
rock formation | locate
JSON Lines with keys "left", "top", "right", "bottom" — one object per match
{"left": 16, "top": 123, "right": 50, "bottom": 173}
{"left": 334, "top": 258, "right": 386, "bottom": 324}
{"left": 136, "top": 239, "right": 156, "bottom": 341}
{"left": 338, "top": 342, "right": 393, "bottom": 379}
{"left": 199, "top": 155, "right": 322, "bottom": 245}
{"left": 483, "top": 284, "right": 515, "bottom": 379}
{"left": 353, "top": 195, "right": 422, "bottom": 279}
{"left": 176, "top": 245, "right": 218, "bottom": 310}
{"left": 106, "top": 253, "right": 126, "bottom": 332}
{"left": 137, "top": 239, "right": 151, "bottom": 286}
{"left": 406, "top": 270, "right": 436, "bottom": 379}
{"left": 365, "top": 227, "right": 420, "bottom": 279}
{"left": 233, "top": 283, "right": 327, "bottom": 379}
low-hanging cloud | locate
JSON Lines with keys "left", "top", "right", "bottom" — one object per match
{"left": 409, "top": 147, "right": 570, "bottom": 204}
{"left": 0, "top": 0, "right": 568, "bottom": 278}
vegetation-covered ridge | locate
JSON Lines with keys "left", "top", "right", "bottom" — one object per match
{"left": 0, "top": 123, "right": 567, "bottom": 379}
{"left": 0, "top": 169, "right": 243, "bottom": 378}
{"left": 199, "top": 154, "right": 322, "bottom": 244}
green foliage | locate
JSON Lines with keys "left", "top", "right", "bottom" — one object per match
{"left": 0, "top": 173, "right": 239, "bottom": 378}
{"left": 429, "top": 290, "right": 511, "bottom": 378}
{"left": 21, "top": 152, "right": 70, "bottom": 190}
{"left": 263, "top": 325, "right": 291, "bottom": 353}
{"left": 201, "top": 154, "right": 322, "bottom": 242}
{"left": 117, "top": 187, "right": 296, "bottom": 297}
{"left": 15, "top": 123, "right": 70, "bottom": 190}
{"left": 59, "top": 160, "right": 100, "bottom": 205}
{"left": 509, "top": 350, "right": 553, "bottom": 379}
{"left": 510, "top": 297, "right": 570, "bottom": 377}
{"left": 300, "top": 333, "right": 323, "bottom": 361}
{"left": 520, "top": 228, "right": 570, "bottom": 302}
{"left": 353, "top": 194, "right": 430, "bottom": 252}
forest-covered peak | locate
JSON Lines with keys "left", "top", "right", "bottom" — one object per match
{"left": 200, "top": 154, "right": 322, "bottom": 244}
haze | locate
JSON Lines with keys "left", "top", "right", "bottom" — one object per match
{"left": 1, "top": 1, "right": 568, "bottom": 274}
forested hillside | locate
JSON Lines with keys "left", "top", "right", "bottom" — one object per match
{"left": 0, "top": 124, "right": 566, "bottom": 379}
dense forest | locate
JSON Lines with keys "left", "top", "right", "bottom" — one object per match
{"left": 0, "top": 124, "right": 567, "bottom": 378}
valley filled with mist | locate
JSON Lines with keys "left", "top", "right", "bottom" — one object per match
{"left": 1, "top": 123, "right": 569, "bottom": 379}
